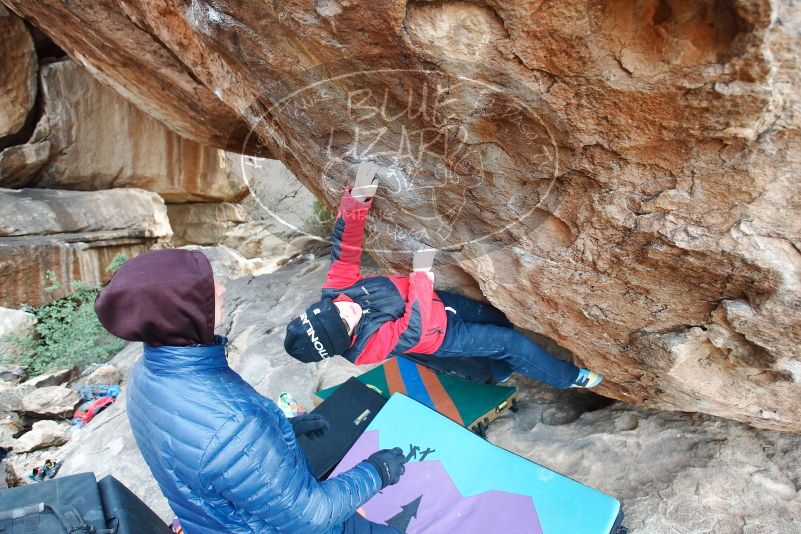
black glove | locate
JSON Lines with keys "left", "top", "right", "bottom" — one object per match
{"left": 290, "top": 413, "right": 329, "bottom": 439}
{"left": 365, "top": 447, "right": 406, "bottom": 489}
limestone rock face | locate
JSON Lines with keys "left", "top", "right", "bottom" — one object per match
{"left": 0, "top": 6, "right": 36, "bottom": 140}
{"left": 0, "top": 187, "right": 172, "bottom": 308}
{"left": 4, "top": 0, "right": 800, "bottom": 431}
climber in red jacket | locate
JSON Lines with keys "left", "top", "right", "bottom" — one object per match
{"left": 284, "top": 164, "right": 603, "bottom": 389}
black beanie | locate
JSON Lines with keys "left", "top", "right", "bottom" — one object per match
{"left": 284, "top": 299, "right": 351, "bottom": 363}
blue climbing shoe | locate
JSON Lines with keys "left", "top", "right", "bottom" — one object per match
{"left": 490, "top": 361, "right": 514, "bottom": 383}
{"left": 570, "top": 368, "right": 603, "bottom": 388}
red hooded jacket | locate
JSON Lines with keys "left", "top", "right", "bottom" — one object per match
{"left": 320, "top": 190, "right": 447, "bottom": 364}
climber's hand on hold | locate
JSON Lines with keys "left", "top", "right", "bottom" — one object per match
{"left": 352, "top": 161, "right": 380, "bottom": 201}
{"left": 413, "top": 248, "right": 437, "bottom": 280}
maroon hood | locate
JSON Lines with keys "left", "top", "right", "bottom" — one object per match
{"left": 95, "top": 249, "right": 215, "bottom": 347}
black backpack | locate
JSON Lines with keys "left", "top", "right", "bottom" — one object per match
{"left": 0, "top": 472, "right": 170, "bottom": 534}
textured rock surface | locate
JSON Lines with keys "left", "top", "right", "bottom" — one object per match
{"left": 167, "top": 157, "right": 321, "bottom": 257}
{"left": 0, "top": 364, "right": 28, "bottom": 384}
{"left": 0, "top": 187, "right": 172, "bottom": 308}
{"left": 0, "top": 307, "right": 35, "bottom": 359}
{"left": 18, "top": 385, "right": 80, "bottom": 420}
{"left": 20, "top": 367, "right": 76, "bottom": 389}
{"left": 240, "top": 158, "right": 320, "bottom": 240}
{"left": 181, "top": 245, "right": 271, "bottom": 284}
{"left": 169, "top": 204, "right": 308, "bottom": 260}
{"left": 0, "top": 188, "right": 170, "bottom": 238}
{"left": 0, "top": 6, "right": 36, "bottom": 140}
{"left": 167, "top": 202, "right": 247, "bottom": 246}
{"left": 0, "top": 141, "right": 50, "bottom": 188}
{"left": 0, "top": 412, "right": 24, "bottom": 447}
{"left": 19, "top": 385, "right": 81, "bottom": 419}
{"left": 4, "top": 0, "right": 798, "bottom": 430}
{"left": 13, "top": 419, "right": 70, "bottom": 453}
{"left": 221, "top": 222, "right": 289, "bottom": 260}
{"left": 79, "top": 364, "right": 122, "bottom": 386}
{"left": 0, "top": 2, "right": 266, "bottom": 155}
{"left": 0, "top": 383, "right": 22, "bottom": 413}
{"left": 49, "top": 387, "right": 173, "bottom": 520}
{"left": 1, "top": 60, "right": 249, "bottom": 202}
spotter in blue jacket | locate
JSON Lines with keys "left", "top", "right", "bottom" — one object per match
{"left": 95, "top": 248, "right": 400, "bottom": 534}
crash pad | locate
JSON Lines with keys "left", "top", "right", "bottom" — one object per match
{"left": 329, "top": 393, "right": 624, "bottom": 534}
{"left": 316, "top": 356, "right": 517, "bottom": 434}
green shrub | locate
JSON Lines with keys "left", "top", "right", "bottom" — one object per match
{"left": 1, "top": 256, "right": 128, "bottom": 376}
{"left": 105, "top": 252, "right": 129, "bottom": 273}
{"left": 303, "top": 199, "right": 334, "bottom": 237}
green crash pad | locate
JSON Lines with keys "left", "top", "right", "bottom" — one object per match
{"left": 316, "top": 356, "right": 517, "bottom": 434}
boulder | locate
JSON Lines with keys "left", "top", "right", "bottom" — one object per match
{"left": 168, "top": 204, "right": 294, "bottom": 260}
{"left": 80, "top": 365, "right": 121, "bottom": 386}
{"left": 167, "top": 202, "right": 248, "bottom": 247}
{"left": 20, "top": 385, "right": 81, "bottom": 419}
{"left": 221, "top": 222, "right": 288, "bottom": 260}
{"left": 7, "top": 61, "right": 251, "bottom": 202}
{"left": 0, "top": 462, "right": 20, "bottom": 489}
{"left": 0, "top": 383, "right": 22, "bottom": 413}
{"left": 240, "top": 158, "right": 319, "bottom": 239}
{"left": 6, "top": 0, "right": 798, "bottom": 429}
{"left": 0, "top": 411, "right": 24, "bottom": 446}
{"left": 0, "top": 364, "right": 27, "bottom": 384}
{"left": 108, "top": 343, "right": 142, "bottom": 381}
{"left": 0, "top": 141, "right": 50, "bottom": 188}
{"left": 182, "top": 245, "right": 270, "bottom": 284}
{"left": 0, "top": 6, "right": 36, "bottom": 139}
{"left": 0, "top": 307, "right": 35, "bottom": 359}
{"left": 0, "top": 3, "right": 265, "bottom": 155}
{"left": 0, "top": 186, "right": 171, "bottom": 239}
{"left": 20, "top": 367, "right": 76, "bottom": 389}
{"left": 13, "top": 419, "right": 69, "bottom": 453}
{"left": 167, "top": 157, "right": 321, "bottom": 259}
{"left": 0, "top": 187, "right": 172, "bottom": 308}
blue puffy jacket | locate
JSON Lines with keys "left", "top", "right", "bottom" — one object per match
{"left": 127, "top": 337, "right": 382, "bottom": 533}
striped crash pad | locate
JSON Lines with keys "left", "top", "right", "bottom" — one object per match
{"left": 316, "top": 356, "right": 518, "bottom": 434}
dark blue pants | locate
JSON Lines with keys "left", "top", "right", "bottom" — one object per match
{"left": 342, "top": 513, "right": 401, "bottom": 533}
{"left": 432, "top": 292, "right": 580, "bottom": 389}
